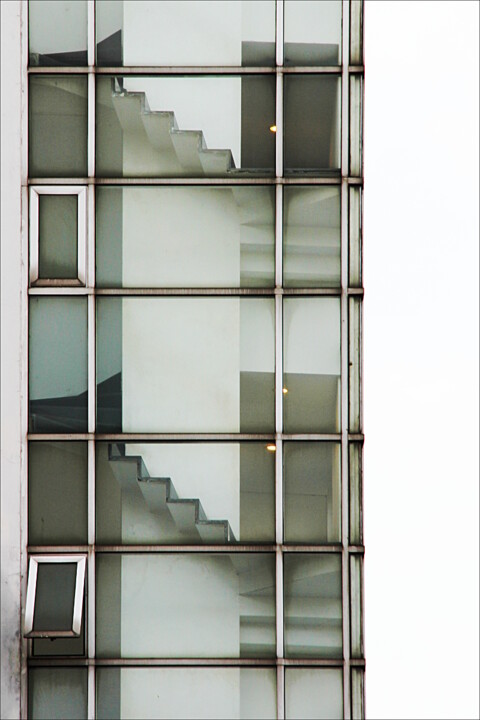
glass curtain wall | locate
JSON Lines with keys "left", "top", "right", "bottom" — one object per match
{"left": 26, "top": 1, "right": 364, "bottom": 718}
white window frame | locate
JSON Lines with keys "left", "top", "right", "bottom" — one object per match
{"left": 29, "top": 186, "right": 87, "bottom": 287}
{"left": 24, "top": 554, "right": 87, "bottom": 638}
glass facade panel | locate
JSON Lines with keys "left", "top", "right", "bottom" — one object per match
{"left": 29, "top": 76, "right": 88, "bottom": 177}
{"left": 283, "top": 298, "right": 341, "bottom": 433}
{"left": 96, "top": 75, "right": 276, "bottom": 178}
{"left": 284, "top": 554, "right": 342, "bottom": 658}
{"left": 29, "top": 1, "right": 88, "bottom": 67}
{"left": 349, "top": 296, "right": 362, "bottom": 432}
{"left": 28, "top": 668, "right": 88, "bottom": 720}
{"left": 349, "top": 186, "right": 362, "bottom": 287}
{"left": 96, "top": 442, "right": 275, "bottom": 545}
{"left": 96, "top": 186, "right": 275, "bottom": 288}
{"left": 96, "top": 1, "right": 276, "bottom": 67}
{"left": 96, "top": 667, "right": 277, "bottom": 719}
{"left": 349, "top": 442, "right": 363, "bottom": 545}
{"left": 96, "top": 297, "right": 275, "bottom": 433}
{"left": 96, "top": 553, "right": 276, "bottom": 658}
{"left": 283, "top": 186, "right": 341, "bottom": 288}
{"left": 284, "top": 75, "right": 341, "bottom": 176}
{"left": 29, "top": 442, "right": 88, "bottom": 545}
{"left": 284, "top": 442, "right": 341, "bottom": 544}
{"left": 284, "top": 0, "right": 342, "bottom": 66}
{"left": 350, "top": 554, "right": 364, "bottom": 658}
{"left": 29, "top": 297, "right": 88, "bottom": 432}
{"left": 285, "top": 668, "right": 343, "bottom": 720}
{"left": 351, "top": 667, "right": 365, "bottom": 720}
{"left": 38, "top": 194, "right": 78, "bottom": 280}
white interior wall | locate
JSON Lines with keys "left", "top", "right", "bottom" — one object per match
{"left": 28, "top": 0, "right": 86, "bottom": 55}
{"left": 284, "top": 298, "right": 341, "bottom": 375}
{"left": 284, "top": 0, "right": 342, "bottom": 46}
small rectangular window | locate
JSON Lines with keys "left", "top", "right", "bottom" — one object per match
{"left": 25, "top": 555, "right": 86, "bottom": 638}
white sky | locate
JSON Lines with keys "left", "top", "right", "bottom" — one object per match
{"left": 364, "top": 2, "right": 479, "bottom": 718}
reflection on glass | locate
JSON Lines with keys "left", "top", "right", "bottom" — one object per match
{"left": 29, "top": 442, "right": 87, "bottom": 545}
{"left": 96, "top": 0, "right": 275, "bottom": 67}
{"left": 349, "top": 297, "right": 362, "bottom": 432}
{"left": 284, "top": 554, "right": 342, "bottom": 658}
{"left": 351, "top": 667, "right": 365, "bottom": 720}
{"left": 29, "top": 297, "right": 88, "bottom": 432}
{"left": 96, "top": 186, "right": 275, "bottom": 288}
{"left": 96, "top": 553, "right": 276, "bottom": 658}
{"left": 96, "top": 297, "right": 275, "bottom": 433}
{"left": 29, "top": 76, "right": 88, "bottom": 177}
{"left": 33, "top": 563, "right": 77, "bottom": 632}
{"left": 284, "top": 76, "right": 341, "bottom": 175}
{"left": 283, "top": 187, "right": 340, "bottom": 287}
{"left": 284, "top": 442, "right": 341, "bottom": 544}
{"left": 38, "top": 195, "right": 78, "bottom": 279}
{"left": 285, "top": 668, "right": 343, "bottom": 720}
{"left": 29, "top": 0, "right": 88, "bottom": 67}
{"left": 96, "top": 442, "right": 274, "bottom": 545}
{"left": 283, "top": 298, "right": 341, "bottom": 433}
{"left": 96, "top": 76, "right": 275, "bottom": 178}
{"left": 28, "top": 668, "right": 88, "bottom": 720}
{"left": 349, "top": 443, "right": 363, "bottom": 546}
{"left": 97, "top": 667, "right": 277, "bottom": 720}
{"left": 350, "top": 554, "right": 363, "bottom": 658}
{"left": 284, "top": 0, "right": 342, "bottom": 66}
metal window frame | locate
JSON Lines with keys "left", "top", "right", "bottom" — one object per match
{"left": 24, "top": 554, "right": 87, "bottom": 638}
{"left": 29, "top": 186, "right": 87, "bottom": 287}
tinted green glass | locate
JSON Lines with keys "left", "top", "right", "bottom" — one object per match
{"left": 285, "top": 668, "right": 343, "bottom": 719}
{"left": 38, "top": 195, "right": 78, "bottom": 279}
{"left": 29, "top": 1, "right": 88, "bottom": 67}
{"left": 29, "top": 668, "right": 87, "bottom": 720}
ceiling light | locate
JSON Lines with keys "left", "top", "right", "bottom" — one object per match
{"left": 266, "top": 444, "right": 276, "bottom": 452}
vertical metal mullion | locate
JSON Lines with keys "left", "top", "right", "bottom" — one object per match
{"left": 87, "top": 72, "right": 95, "bottom": 179}
{"left": 341, "top": 2, "right": 351, "bottom": 718}
{"left": 87, "top": 0, "right": 95, "bottom": 68}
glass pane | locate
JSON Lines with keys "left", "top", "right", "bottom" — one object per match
{"left": 350, "top": 554, "right": 364, "bottom": 658}
{"left": 96, "top": 553, "right": 275, "bottom": 658}
{"left": 29, "top": 1, "right": 88, "bottom": 67}
{"left": 284, "top": 75, "right": 341, "bottom": 176}
{"left": 351, "top": 667, "right": 365, "bottom": 720}
{"left": 349, "top": 442, "right": 363, "bottom": 545}
{"left": 33, "top": 563, "right": 77, "bottom": 632}
{"left": 96, "top": 298, "right": 275, "bottom": 433}
{"left": 96, "top": 442, "right": 274, "bottom": 545}
{"left": 96, "top": 1, "right": 275, "bottom": 67}
{"left": 284, "top": 442, "right": 341, "bottom": 544}
{"left": 96, "top": 76, "right": 275, "bottom": 178}
{"left": 96, "top": 186, "right": 275, "bottom": 288}
{"left": 350, "top": 75, "right": 363, "bottom": 176}
{"left": 283, "top": 186, "right": 340, "bottom": 288}
{"left": 29, "top": 668, "right": 87, "bottom": 720}
{"left": 349, "top": 297, "right": 362, "bottom": 432}
{"left": 350, "top": 0, "right": 364, "bottom": 66}
{"left": 29, "top": 76, "right": 88, "bottom": 177}
{"left": 38, "top": 195, "right": 78, "bottom": 279}
{"left": 283, "top": 298, "right": 341, "bottom": 433}
{"left": 285, "top": 668, "right": 343, "bottom": 720}
{"left": 284, "top": 0, "right": 342, "bottom": 66}
{"left": 29, "top": 442, "right": 87, "bottom": 544}
{"left": 97, "top": 667, "right": 276, "bottom": 720}
{"left": 349, "top": 186, "right": 362, "bottom": 287}
{"left": 29, "top": 297, "right": 88, "bottom": 432}
{"left": 284, "top": 554, "right": 342, "bottom": 658}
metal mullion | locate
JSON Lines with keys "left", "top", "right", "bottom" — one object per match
{"left": 28, "top": 177, "right": 345, "bottom": 186}
{"left": 27, "top": 432, "right": 350, "bottom": 441}
{"left": 27, "top": 65, "right": 347, "bottom": 76}
{"left": 28, "top": 657, "right": 356, "bottom": 668}
{"left": 28, "top": 545, "right": 350, "bottom": 554}
{"left": 87, "top": 0, "right": 95, "bottom": 67}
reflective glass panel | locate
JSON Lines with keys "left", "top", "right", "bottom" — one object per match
{"left": 96, "top": 76, "right": 275, "bottom": 178}
{"left": 284, "top": 554, "right": 342, "bottom": 658}
{"left": 96, "top": 442, "right": 274, "bottom": 545}
{"left": 97, "top": 667, "right": 277, "bottom": 720}
{"left": 96, "top": 553, "right": 276, "bottom": 658}
{"left": 284, "top": 442, "right": 341, "bottom": 544}
{"left": 284, "top": 75, "right": 341, "bottom": 176}
{"left": 96, "top": 186, "right": 275, "bottom": 288}
{"left": 29, "top": 76, "right": 88, "bottom": 177}
{"left": 38, "top": 195, "right": 78, "bottom": 280}
{"left": 29, "top": 668, "right": 87, "bottom": 720}
{"left": 96, "top": 297, "right": 275, "bottom": 433}
{"left": 284, "top": 0, "right": 342, "bottom": 66}
{"left": 29, "top": 442, "right": 87, "bottom": 545}
{"left": 283, "top": 186, "right": 341, "bottom": 287}
{"left": 29, "top": 1, "right": 88, "bottom": 67}
{"left": 283, "top": 298, "right": 341, "bottom": 433}
{"left": 96, "top": 1, "right": 275, "bottom": 67}
{"left": 33, "top": 563, "right": 77, "bottom": 632}
{"left": 285, "top": 668, "right": 343, "bottom": 720}
{"left": 29, "top": 297, "right": 88, "bottom": 432}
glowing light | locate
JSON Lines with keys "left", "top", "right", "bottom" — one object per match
{"left": 266, "top": 444, "right": 276, "bottom": 452}
{"left": 282, "top": 387, "right": 288, "bottom": 394}
{"left": 269, "top": 125, "right": 277, "bottom": 133}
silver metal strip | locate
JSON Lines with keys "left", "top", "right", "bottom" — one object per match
{"left": 87, "top": 184, "right": 95, "bottom": 288}
{"left": 28, "top": 176, "right": 343, "bottom": 186}
{"left": 275, "top": 73, "right": 283, "bottom": 178}
{"left": 27, "top": 432, "right": 351, "bottom": 441}
{"left": 26, "top": 65, "right": 346, "bottom": 75}
{"left": 28, "top": 287, "right": 357, "bottom": 297}
{"left": 87, "top": 0, "right": 95, "bottom": 68}
{"left": 276, "top": 0, "right": 284, "bottom": 67}
{"left": 28, "top": 545, "right": 347, "bottom": 554}
{"left": 29, "top": 286, "right": 93, "bottom": 295}
{"left": 23, "top": 559, "right": 38, "bottom": 637}
{"left": 87, "top": 72, "right": 95, "bottom": 178}
{"left": 28, "top": 188, "right": 39, "bottom": 284}
{"left": 77, "top": 187, "right": 87, "bottom": 285}
{"left": 28, "top": 657, "right": 349, "bottom": 668}
{"left": 88, "top": 294, "right": 96, "bottom": 433}
{"left": 277, "top": 664, "right": 285, "bottom": 720}
{"left": 88, "top": 665, "right": 95, "bottom": 720}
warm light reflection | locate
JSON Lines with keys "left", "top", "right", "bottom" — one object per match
{"left": 269, "top": 125, "right": 277, "bottom": 133}
{"left": 282, "top": 387, "right": 288, "bottom": 394}
{"left": 266, "top": 444, "right": 276, "bottom": 452}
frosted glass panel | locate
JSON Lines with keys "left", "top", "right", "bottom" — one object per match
{"left": 96, "top": 553, "right": 275, "bottom": 658}
{"left": 96, "top": 297, "right": 275, "bottom": 433}
{"left": 29, "top": 0, "right": 88, "bottom": 66}
{"left": 283, "top": 298, "right": 341, "bottom": 433}
{"left": 97, "top": 667, "right": 277, "bottom": 720}
{"left": 38, "top": 194, "right": 78, "bottom": 280}
{"left": 284, "top": 0, "right": 342, "bottom": 66}
{"left": 285, "top": 668, "right": 343, "bottom": 720}
{"left": 96, "top": 1, "right": 275, "bottom": 67}
{"left": 96, "top": 442, "right": 274, "bottom": 545}
{"left": 29, "top": 668, "right": 87, "bottom": 720}
{"left": 96, "top": 186, "right": 275, "bottom": 288}
{"left": 96, "top": 75, "right": 275, "bottom": 178}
